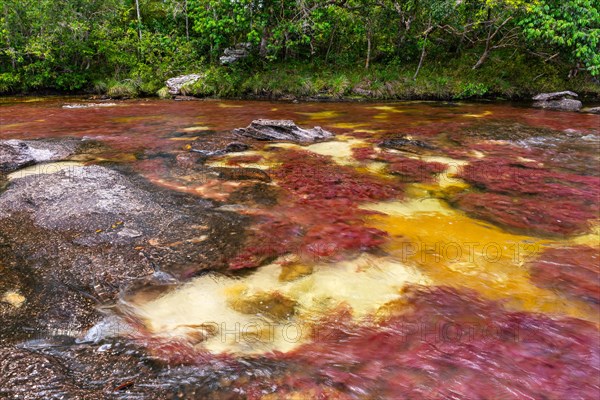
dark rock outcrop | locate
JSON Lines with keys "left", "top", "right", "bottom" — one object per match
{"left": 0, "top": 165, "right": 247, "bottom": 340}
{"left": 233, "top": 119, "right": 334, "bottom": 143}
{"left": 379, "top": 137, "right": 436, "bottom": 153}
{"left": 532, "top": 91, "right": 582, "bottom": 111}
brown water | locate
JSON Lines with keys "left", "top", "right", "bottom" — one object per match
{"left": 1, "top": 97, "right": 599, "bottom": 398}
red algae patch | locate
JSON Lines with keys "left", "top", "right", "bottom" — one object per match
{"left": 276, "top": 286, "right": 600, "bottom": 399}
{"left": 225, "top": 154, "right": 264, "bottom": 166}
{"left": 451, "top": 158, "right": 600, "bottom": 236}
{"left": 529, "top": 246, "right": 600, "bottom": 304}
{"left": 451, "top": 192, "right": 598, "bottom": 236}
{"left": 229, "top": 149, "right": 402, "bottom": 269}
{"left": 271, "top": 149, "right": 400, "bottom": 202}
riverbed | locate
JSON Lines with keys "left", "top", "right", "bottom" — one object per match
{"left": 1, "top": 97, "right": 599, "bottom": 399}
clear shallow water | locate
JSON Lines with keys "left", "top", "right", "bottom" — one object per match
{"left": 1, "top": 97, "right": 599, "bottom": 398}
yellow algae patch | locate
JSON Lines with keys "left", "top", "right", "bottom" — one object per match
{"left": 331, "top": 122, "right": 370, "bottom": 129}
{"left": 360, "top": 197, "right": 454, "bottom": 217}
{"left": 463, "top": 110, "right": 493, "bottom": 118}
{"left": 569, "top": 225, "right": 600, "bottom": 247}
{"left": 415, "top": 155, "right": 469, "bottom": 189}
{"left": 296, "top": 110, "right": 342, "bottom": 119}
{"left": 218, "top": 103, "right": 243, "bottom": 108}
{"left": 126, "top": 254, "right": 428, "bottom": 355}
{"left": 305, "top": 139, "right": 367, "bottom": 165}
{"left": 182, "top": 126, "right": 211, "bottom": 132}
{"left": 370, "top": 106, "right": 405, "bottom": 113}
{"left": 364, "top": 161, "right": 388, "bottom": 174}
{"left": 266, "top": 143, "right": 302, "bottom": 150}
{"left": 168, "top": 136, "right": 199, "bottom": 141}
{"left": 206, "top": 150, "right": 276, "bottom": 170}
{"left": 8, "top": 161, "right": 83, "bottom": 181}
{"left": 2, "top": 291, "right": 25, "bottom": 308}
{"left": 373, "top": 113, "right": 391, "bottom": 120}
{"left": 366, "top": 209, "right": 598, "bottom": 321}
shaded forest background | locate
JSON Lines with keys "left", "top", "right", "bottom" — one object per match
{"left": 1, "top": 0, "right": 598, "bottom": 99}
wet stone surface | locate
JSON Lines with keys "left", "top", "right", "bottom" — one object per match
{"left": 0, "top": 163, "right": 247, "bottom": 342}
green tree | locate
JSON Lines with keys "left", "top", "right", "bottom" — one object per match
{"left": 520, "top": 0, "right": 600, "bottom": 76}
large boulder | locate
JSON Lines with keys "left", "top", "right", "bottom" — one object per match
{"left": 532, "top": 91, "right": 579, "bottom": 101}
{"left": 532, "top": 91, "right": 582, "bottom": 111}
{"left": 0, "top": 139, "right": 87, "bottom": 174}
{"left": 0, "top": 164, "right": 247, "bottom": 341}
{"left": 233, "top": 119, "right": 334, "bottom": 143}
{"left": 165, "top": 74, "right": 202, "bottom": 95}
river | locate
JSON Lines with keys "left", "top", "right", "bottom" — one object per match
{"left": 1, "top": 97, "right": 599, "bottom": 398}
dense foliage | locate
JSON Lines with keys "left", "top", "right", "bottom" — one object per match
{"left": 0, "top": 0, "right": 598, "bottom": 96}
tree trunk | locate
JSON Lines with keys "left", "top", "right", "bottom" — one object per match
{"left": 365, "top": 29, "right": 372, "bottom": 69}
{"left": 135, "top": 0, "right": 142, "bottom": 40}
{"left": 184, "top": 0, "right": 189, "bottom": 41}
{"left": 413, "top": 38, "right": 426, "bottom": 80}
{"left": 259, "top": 27, "right": 268, "bottom": 58}
{"left": 365, "top": 38, "right": 371, "bottom": 69}
{"left": 472, "top": 48, "right": 489, "bottom": 69}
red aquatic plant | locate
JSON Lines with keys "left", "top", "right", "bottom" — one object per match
{"left": 460, "top": 158, "right": 600, "bottom": 201}
{"left": 225, "top": 154, "right": 264, "bottom": 166}
{"left": 529, "top": 246, "right": 600, "bottom": 304}
{"left": 451, "top": 192, "right": 597, "bottom": 236}
{"left": 272, "top": 149, "right": 400, "bottom": 202}
{"left": 451, "top": 156, "right": 600, "bottom": 236}
{"left": 229, "top": 150, "right": 399, "bottom": 269}
{"left": 275, "top": 286, "right": 600, "bottom": 399}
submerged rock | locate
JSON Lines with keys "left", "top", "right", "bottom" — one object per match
{"left": 532, "top": 91, "right": 582, "bottom": 111}
{"left": 582, "top": 106, "right": 600, "bottom": 114}
{"left": 0, "top": 138, "right": 88, "bottom": 174}
{"left": 165, "top": 74, "right": 202, "bottom": 95}
{"left": 233, "top": 119, "right": 334, "bottom": 143}
{"left": 379, "top": 137, "right": 436, "bottom": 153}
{"left": 0, "top": 164, "right": 247, "bottom": 340}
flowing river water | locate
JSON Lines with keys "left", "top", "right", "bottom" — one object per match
{"left": 1, "top": 97, "right": 599, "bottom": 398}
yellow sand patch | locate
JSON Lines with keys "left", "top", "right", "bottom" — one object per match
{"left": 2, "top": 291, "right": 25, "bottom": 308}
